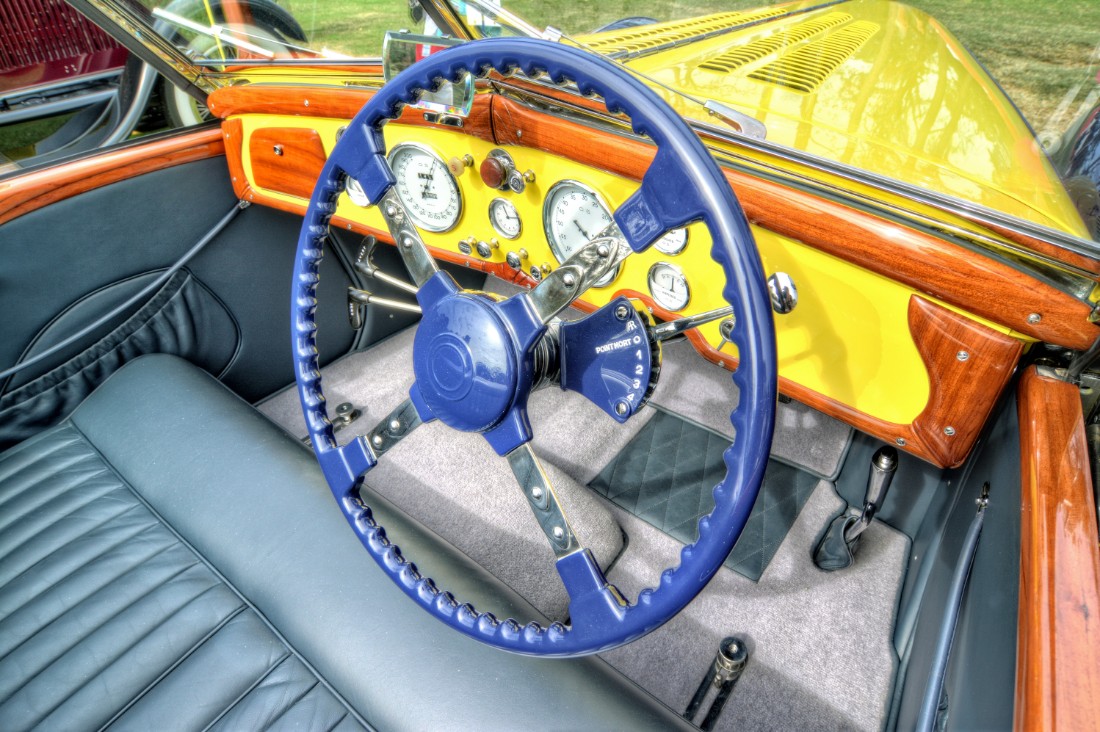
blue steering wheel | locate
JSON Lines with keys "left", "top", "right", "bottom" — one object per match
{"left": 292, "top": 37, "right": 777, "bottom": 657}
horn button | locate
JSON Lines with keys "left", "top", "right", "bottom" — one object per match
{"left": 413, "top": 292, "right": 521, "bottom": 432}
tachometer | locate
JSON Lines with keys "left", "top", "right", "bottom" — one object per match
{"left": 387, "top": 143, "right": 462, "bottom": 232}
{"left": 543, "top": 180, "right": 618, "bottom": 287}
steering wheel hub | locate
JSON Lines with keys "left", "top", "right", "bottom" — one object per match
{"left": 413, "top": 291, "right": 520, "bottom": 432}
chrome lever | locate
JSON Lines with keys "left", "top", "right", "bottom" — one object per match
{"left": 651, "top": 306, "right": 734, "bottom": 343}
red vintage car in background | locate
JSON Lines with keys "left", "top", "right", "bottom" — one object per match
{"left": 0, "top": 0, "right": 307, "bottom": 167}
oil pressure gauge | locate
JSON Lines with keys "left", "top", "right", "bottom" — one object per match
{"left": 648, "top": 262, "right": 690, "bottom": 311}
{"left": 488, "top": 198, "right": 521, "bottom": 239}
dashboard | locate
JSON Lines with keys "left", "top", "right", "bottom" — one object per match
{"left": 221, "top": 93, "right": 1031, "bottom": 469}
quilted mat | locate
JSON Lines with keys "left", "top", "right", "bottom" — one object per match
{"left": 590, "top": 410, "right": 819, "bottom": 581}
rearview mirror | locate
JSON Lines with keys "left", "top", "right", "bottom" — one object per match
{"left": 381, "top": 32, "right": 474, "bottom": 119}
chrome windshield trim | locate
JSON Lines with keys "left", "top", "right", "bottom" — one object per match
{"left": 67, "top": 0, "right": 215, "bottom": 97}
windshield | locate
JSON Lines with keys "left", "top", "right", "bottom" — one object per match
{"left": 16, "top": 0, "right": 1099, "bottom": 250}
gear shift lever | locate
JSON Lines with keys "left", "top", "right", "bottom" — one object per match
{"left": 814, "top": 446, "right": 898, "bottom": 571}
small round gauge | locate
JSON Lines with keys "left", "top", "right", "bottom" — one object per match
{"left": 345, "top": 177, "right": 370, "bottom": 207}
{"left": 489, "top": 198, "right": 521, "bottom": 239}
{"left": 654, "top": 227, "right": 688, "bottom": 255}
{"left": 387, "top": 143, "right": 462, "bottom": 233}
{"left": 648, "top": 262, "right": 690, "bottom": 311}
{"left": 543, "top": 180, "right": 618, "bottom": 287}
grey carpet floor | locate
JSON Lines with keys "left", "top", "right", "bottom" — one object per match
{"left": 257, "top": 289, "right": 903, "bottom": 729}
{"left": 601, "top": 483, "right": 909, "bottom": 731}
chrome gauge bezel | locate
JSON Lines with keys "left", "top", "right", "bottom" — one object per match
{"left": 488, "top": 197, "right": 522, "bottom": 239}
{"left": 542, "top": 179, "right": 619, "bottom": 288}
{"left": 647, "top": 261, "right": 691, "bottom": 311}
{"left": 345, "top": 177, "right": 371, "bottom": 207}
{"left": 386, "top": 142, "right": 463, "bottom": 233}
{"left": 654, "top": 227, "right": 689, "bottom": 255}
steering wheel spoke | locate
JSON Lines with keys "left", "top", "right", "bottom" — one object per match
{"left": 522, "top": 227, "right": 633, "bottom": 325}
{"left": 365, "top": 397, "right": 427, "bottom": 458}
{"left": 377, "top": 187, "right": 440, "bottom": 288}
{"left": 505, "top": 444, "right": 580, "bottom": 557}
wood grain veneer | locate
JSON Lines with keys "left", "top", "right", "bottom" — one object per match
{"left": 249, "top": 128, "right": 327, "bottom": 200}
{"left": 0, "top": 128, "right": 225, "bottom": 226}
{"left": 207, "top": 85, "right": 495, "bottom": 144}
{"left": 1015, "top": 366, "right": 1100, "bottom": 732}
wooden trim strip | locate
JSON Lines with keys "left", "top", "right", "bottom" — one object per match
{"left": 1015, "top": 366, "right": 1100, "bottom": 731}
{"left": 207, "top": 85, "right": 497, "bottom": 144}
{"left": 491, "top": 97, "right": 1099, "bottom": 350}
{"left": 0, "top": 127, "right": 225, "bottom": 227}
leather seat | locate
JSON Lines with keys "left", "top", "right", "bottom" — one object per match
{"left": 0, "top": 355, "right": 691, "bottom": 731}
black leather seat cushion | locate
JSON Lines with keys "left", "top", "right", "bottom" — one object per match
{"left": 0, "top": 355, "right": 690, "bottom": 731}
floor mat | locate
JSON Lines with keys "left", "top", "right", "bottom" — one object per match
{"left": 590, "top": 410, "right": 818, "bottom": 581}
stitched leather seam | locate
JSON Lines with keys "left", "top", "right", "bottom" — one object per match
{"left": 0, "top": 539, "right": 181, "bottom": 656}
{"left": 0, "top": 428, "right": 86, "bottom": 494}
{"left": 66, "top": 419, "right": 375, "bottom": 731}
{"left": 1, "top": 499, "right": 150, "bottom": 588}
{"left": 0, "top": 466, "right": 124, "bottom": 541}
{"left": 95, "top": 605, "right": 249, "bottom": 732}
{"left": 198, "top": 652, "right": 298, "bottom": 732}
{"left": 262, "top": 679, "right": 324, "bottom": 731}
{"left": 15, "top": 579, "right": 230, "bottom": 726}
{"left": 0, "top": 559, "right": 211, "bottom": 706}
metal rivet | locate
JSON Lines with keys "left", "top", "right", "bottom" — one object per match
{"left": 402, "top": 236, "right": 415, "bottom": 249}
{"left": 552, "top": 526, "right": 564, "bottom": 540}
{"left": 273, "top": 144, "right": 283, "bottom": 156}
{"left": 896, "top": 437, "right": 907, "bottom": 446}
{"left": 956, "top": 351, "right": 969, "bottom": 362}
{"left": 944, "top": 426, "right": 956, "bottom": 436}
{"left": 371, "top": 435, "right": 383, "bottom": 447}
{"left": 596, "top": 244, "right": 610, "bottom": 258}
{"left": 389, "top": 419, "right": 401, "bottom": 432}
{"left": 615, "top": 304, "right": 630, "bottom": 320}
{"left": 516, "top": 129, "right": 523, "bottom": 138}
{"left": 562, "top": 272, "right": 576, "bottom": 288}
{"left": 531, "top": 487, "right": 543, "bottom": 501}
{"left": 615, "top": 401, "right": 629, "bottom": 416}
{"left": 1027, "top": 313, "right": 1042, "bottom": 324}
{"left": 304, "top": 99, "right": 310, "bottom": 106}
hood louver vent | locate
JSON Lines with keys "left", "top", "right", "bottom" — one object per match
{"left": 579, "top": 9, "right": 787, "bottom": 56}
{"left": 697, "top": 12, "right": 852, "bottom": 74}
{"left": 747, "top": 20, "right": 879, "bottom": 93}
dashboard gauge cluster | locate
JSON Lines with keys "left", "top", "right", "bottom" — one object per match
{"left": 387, "top": 142, "right": 462, "bottom": 232}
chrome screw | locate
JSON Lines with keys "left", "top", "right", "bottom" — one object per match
{"left": 389, "top": 418, "right": 402, "bottom": 432}
{"left": 1027, "top": 313, "right": 1042, "bottom": 324}
{"left": 896, "top": 437, "right": 907, "bottom": 446}
{"left": 615, "top": 304, "right": 630, "bottom": 320}
{"left": 531, "top": 486, "right": 543, "bottom": 501}
{"left": 944, "top": 426, "right": 956, "bottom": 436}
{"left": 552, "top": 526, "right": 565, "bottom": 540}
{"left": 956, "top": 351, "right": 969, "bottom": 362}
{"left": 372, "top": 434, "right": 384, "bottom": 447}
{"left": 615, "top": 401, "right": 629, "bottom": 416}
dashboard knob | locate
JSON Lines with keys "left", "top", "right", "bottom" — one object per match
{"left": 480, "top": 156, "right": 509, "bottom": 189}
{"left": 448, "top": 154, "right": 474, "bottom": 176}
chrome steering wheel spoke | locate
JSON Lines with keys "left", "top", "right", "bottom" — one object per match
{"left": 504, "top": 444, "right": 580, "bottom": 558}
{"left": 365, "top": 398, "right": 426, "bottom": 458}
{"left": 377, "top": 187, "right": 440, "bottom": 288}
{"left": 523, "top": 224, "right": 633, "bottom": 325}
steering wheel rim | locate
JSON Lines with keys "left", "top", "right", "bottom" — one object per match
{"left": 292, "top": 37, "right": 777, "bottom": 657}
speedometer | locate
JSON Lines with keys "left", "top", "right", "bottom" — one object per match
{"left": 387, "top": 143, "right": 462, "bottom": 233}
{"left": 543, "top": 180, "right": 618, "bottom": 287}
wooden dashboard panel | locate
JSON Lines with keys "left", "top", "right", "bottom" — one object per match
{"left": 249, "top": 128, "right": 327, "bottom": 200}
{"left": 1015, "top": 366, "right": 1100, "bottom": 731}
{"left": 208, "top": 86, "right": 1081, "bottom": 467}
